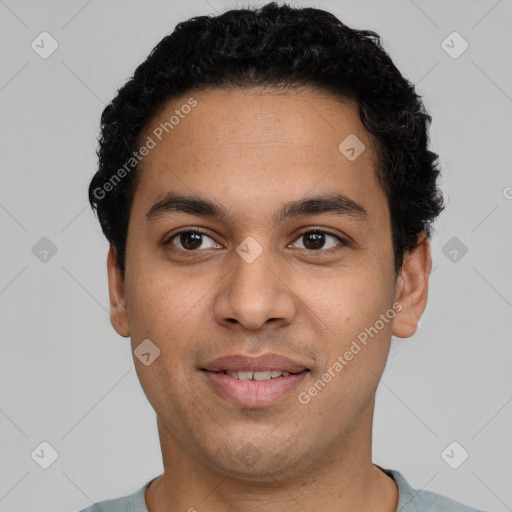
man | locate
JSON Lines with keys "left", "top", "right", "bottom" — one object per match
{"left": 80, "top": 2, "right": 485, "bottom": 511}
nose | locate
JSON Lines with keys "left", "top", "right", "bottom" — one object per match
{"left": 213, "top": 246, "right": 298, "bottom": 331}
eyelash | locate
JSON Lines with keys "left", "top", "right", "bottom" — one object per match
{"left": 164, "top": 227, "right": 347, "bottom": 255}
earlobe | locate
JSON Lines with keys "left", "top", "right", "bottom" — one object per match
{"left": 392, "top": 232, "right": 432, "bottom": 339}
{"left": 107, "top": 245, "right": 130, "bottom": 337}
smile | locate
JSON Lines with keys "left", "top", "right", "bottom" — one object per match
{"left": 223, "top": 370, "right": 291, "bottom": 380}
{"left": 202, "top": 370, "right": 309, "bottom": 408}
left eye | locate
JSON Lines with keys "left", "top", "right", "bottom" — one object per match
{"left": 290, "top": 231, "right": 343, "bottom": 251}
{"left": 168, "top": 230, "right": 220, "bottom": 251}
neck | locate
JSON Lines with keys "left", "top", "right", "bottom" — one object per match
{"left": 145, "top": 404, "right": 398, "bottom": 512}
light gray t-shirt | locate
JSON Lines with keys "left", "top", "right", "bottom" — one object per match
{"left": 77, "top": 468, "right": 486, "bottom": 511}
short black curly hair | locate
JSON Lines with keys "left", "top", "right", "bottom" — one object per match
{"left": 89, "top": 1, "right": 443, "bottom": 277}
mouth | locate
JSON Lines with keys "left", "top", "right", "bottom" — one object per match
{"left": 214, "top": 370, "right": 297, "bottom": 380}
{"left": 201, "top": 354, "right": 310, "bottom": 408}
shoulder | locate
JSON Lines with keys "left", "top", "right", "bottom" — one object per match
{"left": 383, "top": 468, "right": 487, "bottom": 512}
{"left": 76, "top": 479, "right": 152, "bottom": 512}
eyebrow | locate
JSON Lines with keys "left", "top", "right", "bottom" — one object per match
{"left": 145, "top": 192, "right": 368, "bottom": 224}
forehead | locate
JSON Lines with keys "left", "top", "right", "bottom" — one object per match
{"left": 142, "top": 86, "right": 373, "bottom": 158}
{"left": 132, "top": 87, "right": 386, "bottom": 223}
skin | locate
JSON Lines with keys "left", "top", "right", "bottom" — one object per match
{"left": 107, "top": 87, "right": 431, "bottom": 511}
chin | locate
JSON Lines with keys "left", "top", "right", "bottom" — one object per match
{"left": 204, "top": 436, "right": 306, "bottom": 481}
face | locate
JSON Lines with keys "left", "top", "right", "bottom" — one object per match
{"left": 108, "top": 87, "right": 429, "bottom": 480}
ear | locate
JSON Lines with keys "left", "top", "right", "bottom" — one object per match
{"left": 107, "top": 245, "right": 130, "bottom": 337}
{"left": 392, "top": 232, "right": 432, "bottom": 338}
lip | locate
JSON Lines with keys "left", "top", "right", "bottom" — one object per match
{"left": 202, "top": 353, "right": 308, "bottom": 373}
{"left": 203, "top": 370, "right": 309, "bottom": 408}
{"left": 201, "top": 353, "right": 310, "bottom": 408}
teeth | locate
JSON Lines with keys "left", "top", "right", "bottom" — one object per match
{"left": 253, "top": 371, "right": 272, "bottom": 381}
{"left": 225, "top": 370, "right": 291, "bottom": 380}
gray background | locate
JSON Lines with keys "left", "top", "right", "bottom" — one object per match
{"left": 0, "top": 0, "right": 511, "bottom": 510}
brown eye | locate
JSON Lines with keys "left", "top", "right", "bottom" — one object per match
{"left": 303, "top": 232, "right": 325, "bottom": 250}
{"left": 167, "top": 230, "right": 220, "bottom": 251}
{"left": 291, "top": 230, "right": 343, "bottom": 251}
{"left": 178, "top": 232, "right": 203, "bottom": 250}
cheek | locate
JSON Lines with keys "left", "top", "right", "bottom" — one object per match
{"left": 125, "top": 264, "right": 206, "bottom": 336}
{"left": 316, "top": 265, "right": 394, "bottom": 328}
{"left": 125, "top": 269, "right": 218, "bottom": 393}
{"left": 307, "top": 263, "right": 396, "bottom": 380}
{"left": 126, "top": 274, "right": 200, "bottom": 412}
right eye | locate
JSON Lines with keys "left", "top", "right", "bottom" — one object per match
{"left": 166, "top": 229, "right": 222, "bottom": 252}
